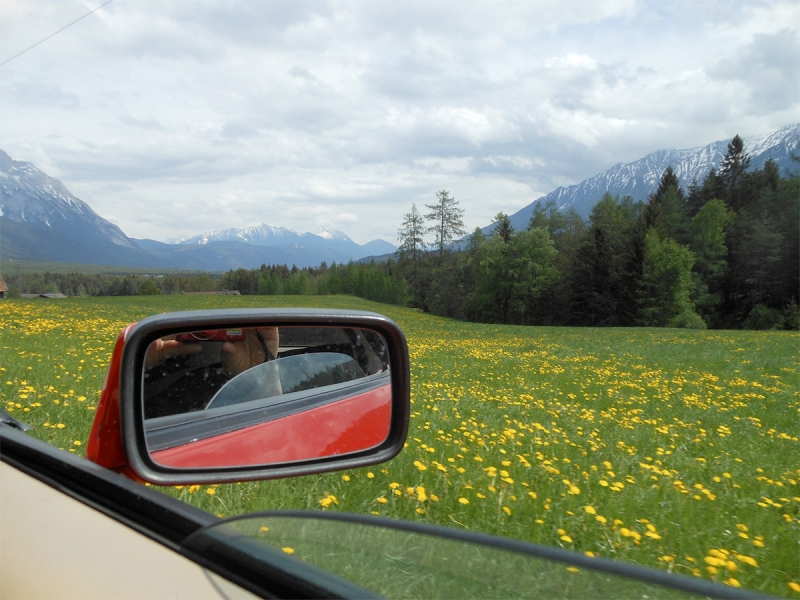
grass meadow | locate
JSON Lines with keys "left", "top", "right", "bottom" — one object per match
{"left": 1, "top": 295, "right": 798, "bottom": 596}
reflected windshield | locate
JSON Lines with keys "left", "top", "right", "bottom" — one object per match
{"left": 207, "top": 352, "right": 366, "bottom": 409}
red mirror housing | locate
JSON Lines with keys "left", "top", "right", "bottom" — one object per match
{"left": 87, "top": 309, "right": 410, "bottom": 486}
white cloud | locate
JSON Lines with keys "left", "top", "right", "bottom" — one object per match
{"left": 1, "top": 0, "right": 798, "bottom": 246}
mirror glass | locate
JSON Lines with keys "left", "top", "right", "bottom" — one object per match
{"left": 142, "top": 326, "right": 392, "bottom": 469}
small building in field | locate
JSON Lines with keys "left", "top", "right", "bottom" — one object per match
{"left": 20, "top": 293, "right": 67, "bottom": 299}
{"left": 0, "top": 276, "right": 7, "bottom": 299}
{"left": 181, "top": 290, "right": 241, "bottom": 296}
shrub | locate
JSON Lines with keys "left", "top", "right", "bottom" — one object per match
{"left": 742, "top": 304, "right": 783, "bottom": 330}
{"left": 669, "top": 310, "right": 707, "bottom": 329}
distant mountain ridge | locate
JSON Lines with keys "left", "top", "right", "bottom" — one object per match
{"left": 173, "top": 223, "right": 396, "bottom": 259}
{"left": 491, "top": 123, "right": 800, "bottom": 234}
{"left": 0, "top": 149, "right": 395, "bottom": 270}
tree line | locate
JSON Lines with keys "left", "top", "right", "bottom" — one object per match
{"left": 4, "top": 260, "right": 409, "bottom": 306}
{"left": 392, "top": 136, "right": 798, "bottom": 330}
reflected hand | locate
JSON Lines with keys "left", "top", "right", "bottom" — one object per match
{"left": 221, "top": 327, "right": 279, "bottom": 377}
{"left": 145, "top": 336, "right": 202, "bottom": 370}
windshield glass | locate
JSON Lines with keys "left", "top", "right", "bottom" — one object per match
{"left": 184, "top": 514, "right": 714, "bottom": 599}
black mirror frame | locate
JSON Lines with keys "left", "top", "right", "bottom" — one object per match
{"left": 119, "top": 309, "right": 410, "bottom": 485}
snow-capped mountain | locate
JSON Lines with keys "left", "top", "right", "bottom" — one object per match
{"left": 498, "top": 123, "right": 800, "bottom": 232}
{"left": 174, "top": 223, "right": 395, "bottom": 261}
{"left": 315, "top": 227, "right": 351, "bottom": 241}
{"left": 173, "top": 224, "right": 300, "bottom": 246}
{"left": 0, "top": 150, "right": 138, "bottom": 250}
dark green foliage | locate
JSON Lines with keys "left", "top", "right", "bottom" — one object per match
{"left": 636, "top": 229, "right": 702, "bottom": 327}
{"left": 137, "top": 279, "right": 162, "bottom": 295}
{"left": 491, "top": 212, "right": 514, "bottom": 244}
{"left": 568, "top": 193, "right": 642, "bottom": 326}
{"left": 742, "top": 304, "right": 785, "bottom": 330}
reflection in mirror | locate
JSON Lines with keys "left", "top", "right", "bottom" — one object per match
{"left": 142, "top": 327, "right": 392, "bottom": 470}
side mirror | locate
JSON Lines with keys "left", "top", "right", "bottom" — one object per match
{"left": 87, "top": 309, "right": 410, "bottom": 485}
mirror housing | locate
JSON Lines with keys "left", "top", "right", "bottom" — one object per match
{"left": 87, "top": 309, "right": 410, "bottom": 485}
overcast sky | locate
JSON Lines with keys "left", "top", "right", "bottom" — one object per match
{"left": 2, "top": 1, "right": 798, "bottom": 244}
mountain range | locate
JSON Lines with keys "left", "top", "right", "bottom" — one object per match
{"left": 171, "top": 223, "right": 394, "bottom": 259}
{"left": 2, "top": 123, "right": 797, "bottom": 271}
{"left": 488, "top": 123, "right": 800, "bottom": 234}
{"left": 0, "top": 149, "right": 395, "bottom": 271}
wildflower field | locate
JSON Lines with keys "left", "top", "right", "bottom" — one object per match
{"left": 2, "top": 295, "right": 798, "bottom": 596}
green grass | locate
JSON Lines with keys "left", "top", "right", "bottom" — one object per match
{"left": 1, "top": 295, "right": 798, "bottom": 597}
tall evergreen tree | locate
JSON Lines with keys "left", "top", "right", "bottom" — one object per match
{"left": 720, "top": 134, "right": 752, "bottom": 211}
{"left": 637, "top": 228, "right": 704, "bottom": 328}
{"left": 688, "top": 198, "right": 735, "bottom": 324}
{"left": 569, "top": 193, "right": 639, "bottom": 326}
{"left": 425, "top": 190, "right": 466, "bottom": 256}
{"left": 492, "top": 211, "right": 514, "bottom": 244}
{"left": 397, "top": 203, "right": 426, "bottom": 261}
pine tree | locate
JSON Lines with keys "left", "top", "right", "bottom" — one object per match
{"left": 425, "top": 190, "right": 466, "bottom": 255}
{"left": 720, "top": 134, "right": 751, "bottom": 211}
{"left": 397, "top": 203, "right": 426, "bottom": 261}
{"left": 492, "top": 211, "right": 514, "bottom": 244}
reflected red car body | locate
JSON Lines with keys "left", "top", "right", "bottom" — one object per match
{"left": 152, "top": 385, "right": 391, "bottom": 468}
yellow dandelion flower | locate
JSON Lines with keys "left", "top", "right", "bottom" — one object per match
{"left": 584, "top": 506, "right": 596, "bottom": 515}
{"left": 736, "top": 555, "right": 758, "bottom": 567}
{"left": 282, "top": 547, "right": 295, "bottom": 555}
{"left": 458, "top": 497, "right": 470, "bottom": 505}
{"left": 560, "top": 535, "right": 573, "bottom": 543}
